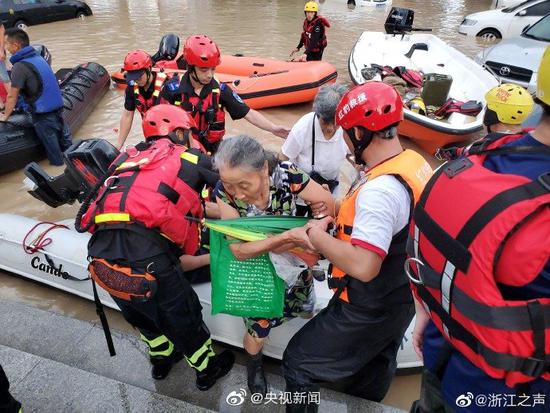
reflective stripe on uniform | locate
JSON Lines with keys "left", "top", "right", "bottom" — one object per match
{"left": 140, "top": 334, "right": 174, "bottom": 357}
{"left": 115, "top": 158, "right": 150, "bottom": 170}
{"left": 94, "top": 213, "right": 131, "bottom": 224}
{"left": 153, "top": 72, "right": 167, "bottom": 98}
{"left": 181, "top": 152, "right": 198, "bottom": 164}
{"left": 185, "top": 338, "right": 215, "bottom": 372}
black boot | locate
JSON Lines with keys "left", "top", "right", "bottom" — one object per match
{"left": 150, "top": 350, "right": 183, "bottom": 380}
{"left": 247, "top": 352, "right": 268, "bottom": 397}
{"left": 196, "top": 350, "right": 235, "bottom": 391}
{"left": 285, "top": 382, "right": 320, "bottom": 413}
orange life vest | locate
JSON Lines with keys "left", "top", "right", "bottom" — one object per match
{"left": 328, "top": 149, "right": 432, "bottom": 307}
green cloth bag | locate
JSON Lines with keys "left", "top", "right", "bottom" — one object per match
{"left": 210, "top": 229, "right": 286, "bottom": 318}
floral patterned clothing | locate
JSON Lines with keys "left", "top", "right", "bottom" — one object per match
{"left": 215, "top": 161, "right": 314, "bottom": 338}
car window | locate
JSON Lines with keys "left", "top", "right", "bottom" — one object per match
{"left": 523, "top": 1, "right": 550, "bottom": 15}
{"left": 524, "top": 13, "right": 550, "bottom": 40}
{"left": 503, "top": 0, "right": 539, "bottom": 12}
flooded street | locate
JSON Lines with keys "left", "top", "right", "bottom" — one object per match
{"left": 1, "top": 0, "right": 498, "bottom": 410}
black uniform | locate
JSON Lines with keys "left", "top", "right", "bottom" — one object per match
{"left": 87, "top": 146, "right": 221, "bottom": 375}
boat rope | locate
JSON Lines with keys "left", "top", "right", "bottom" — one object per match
{"left": 22, "top": 222, "right": 69, "bottom": 254}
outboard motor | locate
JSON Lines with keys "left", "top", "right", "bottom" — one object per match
{"left": 384, "top": 8, "right": 431, "bottom": 35}
{"left": 152, "top": 33, "right": 180, "bottom": 63}
{"left": 385, "top": 7, "right": 414, "bottom": 34}
{"left": 24, "top": 139, "right": 119, "bottom": 208}
{"left": 33, "top": 44, "right": 52, "bottom": 66}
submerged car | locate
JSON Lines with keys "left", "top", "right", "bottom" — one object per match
{"left": 491, "top": 0, "right": 528, "bottom": 8}
{"left": 0, "top": 0, "right": 92, "bottom": 29}
{"left": 477, "top": 12, "right": 550, "bottom": 92}
{"left": 459, "top": 0, "right": 550, "bottom": 40}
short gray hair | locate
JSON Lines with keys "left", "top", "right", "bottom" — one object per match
{"left": 312, "top": 83, "right": 348, "bottom": 122}
{"left": 213, "top": 135, "right": 277, "bottom": 172}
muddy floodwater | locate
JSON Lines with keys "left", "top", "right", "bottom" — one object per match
{"left": 1, "top": 0, "right": 499, "bottom": 410}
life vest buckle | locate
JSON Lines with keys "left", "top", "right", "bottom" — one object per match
{"left": 404, "top": 256, "right": 425, "bottom": 285}
{"left": 443, "top": 157, "right": 473, "bottom": 178}
{"left": 103, "top": 175, "right": 119, "bottom": 189}
{"left": 522, "top": 356, "right": 546, "bottom": 377}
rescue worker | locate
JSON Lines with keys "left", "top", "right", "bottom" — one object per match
{"left": 408, "top": 47, "right": 550, "bottom": 413}
{"left": 282, "top": 82, "right": 433, "bottom": 411}
{"left": 81, "top": 104, "right": 234, "bottom": 389}
{"left": 116, "top": 50, "right": 171, "bottom": 150}
{"left": 290, "top": 2, "right": 330, "bottom": 62}
{"left": 483, "top": 83, "right": 534, "bottom": 134}
{"left": 0, "top": 28, "right": 71, "bottom": 166}
{"left": 436, "top": 84, "right": 535, "bottom": 161}
{"left": 160, "top": 34, "right": 289, "bottom": 154}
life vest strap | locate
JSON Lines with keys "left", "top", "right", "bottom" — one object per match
{"left": 456, "top": 173, "right": 550, "bottom": 248}
{"left": 327, "top": 275, "right": 349, "bottom": 305}
{"left": 408, "top": 247, "right": 550, "bottom": 331}
{"left": 416, "top": 283, "right": 550, "bottom": 378}
{"left": 413, "top": 205, "right": 471, "bottom": 273}
{"left": 157, "top": 182, "right": 180, "bottom": 205}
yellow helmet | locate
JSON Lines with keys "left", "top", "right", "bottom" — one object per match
{"left": 409, "top": 97, "right": 426, "bottom": 116}
{"left": 484, "top": 83, "right": 534, "bottom": 125}
{"left": 536, "top": 45, "right": 550, "bottom": 106}
{"left": 304, "top": 1, "right": 319, "bottom": 12}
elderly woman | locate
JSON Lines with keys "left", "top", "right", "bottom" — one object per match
{"left": 214, "top": 135, "right": 335, "bottom": 396}
{"left": 280, "top": 83, "right": 350, "bottom": 215}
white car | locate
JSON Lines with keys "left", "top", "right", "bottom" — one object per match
{"left": 491, "top": 0, "right": 527, "bottom": 8}
{"left": 476, "top": 12, "right": 550, "bottom": 92}
{"left": 459, "top": 0, "right": 550, "bottom": 40}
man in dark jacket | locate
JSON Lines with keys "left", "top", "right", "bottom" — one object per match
{"left": 0, "top": 28, "right": 71, "bottom": 166}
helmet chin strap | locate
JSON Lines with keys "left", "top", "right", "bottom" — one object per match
{"left": 346, "top": 127, "right": 373, "bottom": 166}
{"left": 347, "top": 126, "right": 397, "bottom": 165}
{"left": 190, "top": 66, "right": 210, "bottom": 86}
{"left": 145, "top": 69, "right": 152, "bottom": 86}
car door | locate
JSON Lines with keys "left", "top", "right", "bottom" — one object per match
{"left": 508, "top": 0, "right": 550, "bottom": 36}
{"left": 42, "top": 0, "right": 75, "bottom": 21}
{"left": 11, "top": 0, "right": 45, "bottom": 26}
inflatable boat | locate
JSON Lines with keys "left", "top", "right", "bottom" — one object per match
{"left": 111, "top": 55, "right": 338, "bottom": 110}
{"left": 348, "top": 32, "right": 498, "bottom": 154}
{"left": 0, "top": 213, "right": 421, "bottom": 370}
{"left": 0, "top": 62, "right": 110, "bottom": 175}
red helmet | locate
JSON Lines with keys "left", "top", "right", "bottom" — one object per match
{"left": 336, "top": 82, "right": 404, "bottom": 132}
{"left": 142, "top": 104, "right": 197, "bottom": 139}
{"left": 123, "top": 49, "right": 153, "bottom": 72}
{"left": 183, "top": 35, "right": 221, "bottom": 68}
